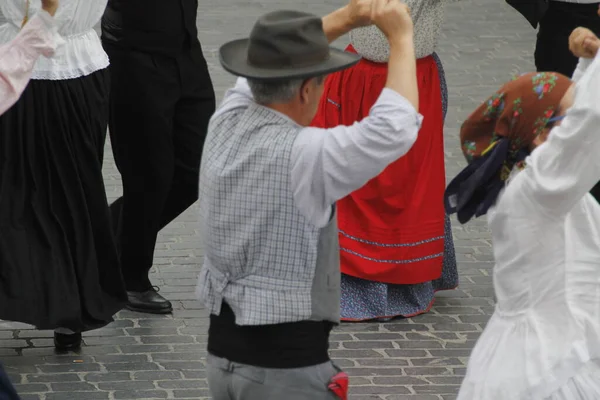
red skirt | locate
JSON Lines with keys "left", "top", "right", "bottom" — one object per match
{"left": 311, "top": 45, "right": 446, "bottom": 285}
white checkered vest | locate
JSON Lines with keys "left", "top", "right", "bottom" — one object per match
{"left": 196, "top": 102, "right": 341, "bottom": 326}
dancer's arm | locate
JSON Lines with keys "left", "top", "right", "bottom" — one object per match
{"left": 322, "top": 0, "right": 371, "bottom": 43}
{"left": 216, "top": 0, "right": 372, "bottom": 115}
{"left": 0, "top": 0, "right": 61, "bottom": 116}
{"left": 518, "top": 50, "right": 600, "bottom": 217}
{"left": 291, "top": 0, "right": 423, "bottom": 227}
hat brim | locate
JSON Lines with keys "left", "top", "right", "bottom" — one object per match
{"left": 219, "top": 38, "right": 361, "bottom": 81}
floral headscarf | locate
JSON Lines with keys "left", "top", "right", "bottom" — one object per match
{"left": 445, "top": 72, "right": 572, "bottom": 224}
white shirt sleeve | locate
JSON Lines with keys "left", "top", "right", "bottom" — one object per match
{"left": 0, "top": 11, "right": 61, "bottom": 116}
{"left": 211, "top": 77, "right": 254, "bottom": 121}
{"left": 291, "top": 88, "right": 423, "bottom": 227}
{"left": 518, "top": 52, "right": 600, "bottom": 216}
{"left": 571, "top": 57, "right": 593, "bottom": 82}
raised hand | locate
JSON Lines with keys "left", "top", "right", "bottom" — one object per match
{"left": 569, "top": 27, "right": 600, "bottom": 59}
{"left": 41, "top": 0, "right": 59, "bottom": 17}
{"left": 371, "top": 0, "right": 413, "bottom": 41}
{"left": 347, "top": 0, "right": 373, "bottom": 29}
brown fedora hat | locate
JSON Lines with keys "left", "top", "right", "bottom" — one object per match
{"left": 219, "top": 10, "right": 361, "bottom": 80}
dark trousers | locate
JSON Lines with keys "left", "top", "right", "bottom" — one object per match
{"left": 104, "top": 43, "right": 216, "bottom": 291}
{"left": 535, "top": 1, "right": 600, "bottom": 76}
{"left": 535, "top": 1, "right": 600, "bottom": 200}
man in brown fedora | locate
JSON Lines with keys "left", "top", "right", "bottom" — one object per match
{"left": 196, "top": 0, "right": 420, "bottom": 398}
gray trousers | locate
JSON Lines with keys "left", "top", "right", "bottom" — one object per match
{"left": 207, "top": 354, "right": 343, "bottom": 400}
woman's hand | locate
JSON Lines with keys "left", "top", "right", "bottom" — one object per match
{"left": 41, "top": 0, "right": 59, "bottom": 17}
{"left": 347, "top": 0, "right": 373, "bottom": 29}
{"left": 569, "top": 27, "right": 600, "bottom": 59}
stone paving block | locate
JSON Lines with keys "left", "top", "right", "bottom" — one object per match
{"left": 172, "top": 389, "right": 211, "bottom": 398}
{"left": 103, "top": 363, "right": 161, "bottom": 372}
{"left": 46, "top": 392, "right": 110, "bottom": 400}
{"left": 133, "top": 371, "right": 183, "bottom": 381}
{"left": 351, "top": 386, "right": 411, "bottom": 395}
{"left": 96, "top": 381, "right": 157, "bottom": 391}
{"left": 84, "top": 372, "right": 132, "bottom": 383}
{"left": 113, "top": 390, "right": 169, "bottom": 399}
{"left": 26, "top": 373, "right": 81, "bottom": 383}
{"left": 50, "top": 382, "right": 97, "bottom": 392}
{"left": 12, "top": 384, "right": 48, "bottom": 393}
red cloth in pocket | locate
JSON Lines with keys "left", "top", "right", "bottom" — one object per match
{"left": 328, "top": 371, "right": 349, "bottom": 400}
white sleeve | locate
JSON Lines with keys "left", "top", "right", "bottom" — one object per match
{"left": 571, "top": 57, "right": 593, "bottom": 82}
{"left": 0, "top": 11, "right": 61, "bottom": 116}
{"left": 291, "top": 88, "right": 423, "bottom": 227}
{"left": 518, "top": 52, "right": 600, "bottom": 216}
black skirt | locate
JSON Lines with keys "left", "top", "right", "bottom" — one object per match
{"left": 0, "top": 69, "right": 126, "bottom": 331}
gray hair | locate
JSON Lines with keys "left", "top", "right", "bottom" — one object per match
{"left": 247, "top": 76, "right": 325, "bottom": 105}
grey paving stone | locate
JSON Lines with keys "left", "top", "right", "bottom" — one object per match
{"left": 50, "top": 382, "right": 97, "bottom": 392}
{"left": 26, "top": 373, "right": 81, "bottom": 383}
{"left": 45, "top": 392, "right": 110, "bottom": 400}
{"left": 103, "top": 363, "right": 160, "bottom": 372}
{"left": 84, "top": 372, "right": 132, "bottom": 383}
{"left": 96, "top": 381, "right": 157, "bottom": 391}
{"left": 113, "top": 390, "right": 169, "bottom": 399}
{"left": 12, "top": 384, "right": 49, "bottom": 393}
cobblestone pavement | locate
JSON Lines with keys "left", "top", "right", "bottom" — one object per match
{"left": 0, "top": 0, "right": 539, "bottom": 399}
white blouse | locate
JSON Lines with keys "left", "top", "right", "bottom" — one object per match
{"left": 0, "top": 0, "right": 108, "bottom": 80}
{"left": 351, "top": 0, "right": 459, "bottom": 61}
{"left": 458, "top": 55, "right": 600, "bottom": 399}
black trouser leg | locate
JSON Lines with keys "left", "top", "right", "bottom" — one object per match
{"left": 106, "top": 46, "right": 178, "bottom": 291}
{"left": 535, "top": 2, "right": 600, "bottom": 200}
{"left": 158, "top": 48, "right": 215, "bottom": 230}
{"left": 535, "top": 2, "right": 600, "bottom": 76}
{"left": 104, "top": 43, "right": 214, "bottom": 291}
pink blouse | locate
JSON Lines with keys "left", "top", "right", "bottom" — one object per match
{"left": 0, "top": 10, "right": 62, "bottom": 116}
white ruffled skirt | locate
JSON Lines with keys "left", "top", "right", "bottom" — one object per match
{"left": 546, "top": 361, "right": 600, "bottom": 400}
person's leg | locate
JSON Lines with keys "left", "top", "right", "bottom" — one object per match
{"left": 535, "top": 2, "right": 600, "bottom": 76}
{"left": 206, "top": 355, "right": 234, "bottom": 400}
{"left": 231, "top": 360, "right": 344, "bottom": 400}
{"left": 535, "top": 25, "right": 578, "bottom": 76}
{"left": 207, "top": 355, "right": 345, "bottom": 400}
{"left": 104, "top": 43, "right": 180, "bottom": 312}
{"left": 158, "top": 46, "right": 215, "bottom": 230}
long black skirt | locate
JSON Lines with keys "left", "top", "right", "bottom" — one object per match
{"left": 0, "top": 69, "right": 126, "bottom": 332}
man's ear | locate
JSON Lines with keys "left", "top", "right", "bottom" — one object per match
{"left": 299, "top": 78, "right": 313, "bottom": 105}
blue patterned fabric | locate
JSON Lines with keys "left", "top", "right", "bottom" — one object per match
{"left": 340, "top": 53, "right": 459, "bottom": 321}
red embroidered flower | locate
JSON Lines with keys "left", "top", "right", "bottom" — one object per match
{"left": 492, "top": 98, "right": 500, "bottom": 107}
{"left": 543, "top": 83, "right": 550, "bottom": 93}
{"left": 545, "top": 110, "right": 553, "bottom": 118}
{"left": 513, "top": 111, "right": 519, "bottom": 118}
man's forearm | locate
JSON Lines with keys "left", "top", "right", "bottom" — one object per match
{"left": 386, "top": 36, "right": 419, "bottom": 112}
{"left": 322, "top": 6, "right": 353, "bottom": 43}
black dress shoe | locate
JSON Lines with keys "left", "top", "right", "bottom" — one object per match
{"left": 54, "top": 331, "right": 82, "bottom": 351}
{"left": 126, "top": 288, "right": 172, "bottom": 314}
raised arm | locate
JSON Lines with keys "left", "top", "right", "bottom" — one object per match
{"left": 291, "top": 0, "right": 422, "bottom": 227}
{"left": 518, "top": 50, "right": 600, "bottom": 216}
{"left": 219, "top": 0, "right": 375, "bottom": 111}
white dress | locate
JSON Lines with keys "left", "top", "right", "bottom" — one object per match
{"left": 457, "top": 55, "right": 600, "bottom": 399}
{"left": 0, "top": 0, "right": 108, "bottom": 80}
